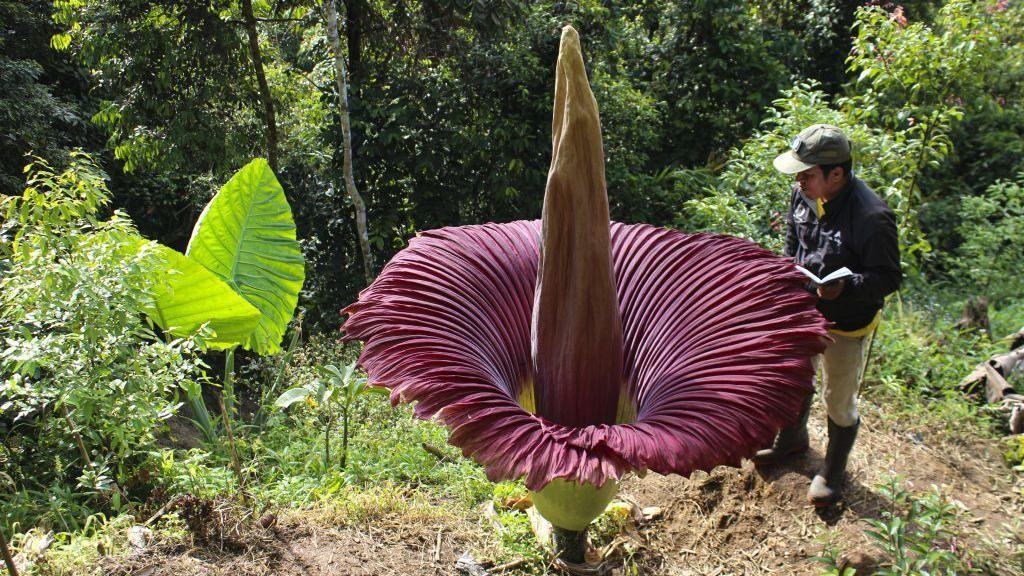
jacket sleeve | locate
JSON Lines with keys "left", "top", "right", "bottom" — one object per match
{"left": 845, "top": 207, "right": 901, "bottom": 301}
{"left": 783, "top": 189, "right": 798, "bottom": 259}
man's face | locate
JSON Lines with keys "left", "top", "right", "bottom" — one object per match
{"left": 795, "top": 166, "right": 842, "bottom": 201}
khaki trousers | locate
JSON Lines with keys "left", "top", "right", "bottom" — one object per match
{"left": 813, "top": 331, "right": 871, "bottom": 427}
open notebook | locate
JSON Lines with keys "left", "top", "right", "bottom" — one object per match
{"left": 795, "top": 265, "right": 853, "bottom": 286}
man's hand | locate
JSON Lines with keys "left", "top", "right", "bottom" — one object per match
{"left": 817, "top": 279, "right": 845, "bottom": 300}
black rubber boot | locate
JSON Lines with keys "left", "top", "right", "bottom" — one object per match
{"left": 808, "top": 417, "right": 859, "bottom": 507}
{"left": 753, "top": 393, "right": 812, "bottom": 465}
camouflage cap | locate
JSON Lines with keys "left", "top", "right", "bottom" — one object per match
{"left": 772, "top": 124, "right": 852, "bottom": 174}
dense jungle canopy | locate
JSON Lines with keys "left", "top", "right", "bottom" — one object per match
{"left": 5, "top": 0, "right": 1020, "bottom": 327}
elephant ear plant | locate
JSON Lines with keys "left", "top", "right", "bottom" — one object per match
{"left": 144, "top": 158, "right": 304, "bottom": 449}
{"left": 342, "top": 26, "right": 828, "bottom": 566}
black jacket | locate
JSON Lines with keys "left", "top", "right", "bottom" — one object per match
{"left": 784, "top": 176, "right": 901, "bottom": 331}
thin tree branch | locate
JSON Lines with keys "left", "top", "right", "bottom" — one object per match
{"left": 225, "top": 17, "right": 310, "bottom": 24}
{"left": 241, "top": 0, "right": 280, "bottom": 172}
{"left": 325, "top": 0, "right": 374, "bottom": 283}
{"left": 1, "top": 530, "right": 19, "bottom": 576}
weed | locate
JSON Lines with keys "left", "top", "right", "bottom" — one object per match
{"left": 817, "top": 476, "right": 979, "bottom": 575}
{"left": 490, "top": 508, "right": 547, "bottom": 576}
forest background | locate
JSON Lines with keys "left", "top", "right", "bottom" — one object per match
{"left": 6, "top": 0, "right": 1020, "bottom": 327}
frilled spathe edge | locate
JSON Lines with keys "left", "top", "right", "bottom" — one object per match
{"left": 341, "top": 220, "right": 828, "bottom": 490}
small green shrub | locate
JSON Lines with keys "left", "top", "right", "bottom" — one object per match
{"left": 953, "top": 175, "right": 1024, "bottom": 303}
{"left": 199, "top": 334, "right": 495, "bottom": 509}
{"left": 866, "top": 477, "right": 976, "bottom": 575}
{"left": 1, "top": 154, "right": 204, "bottom": 533}
{"left": 1004, "top": 436, "right": 1024, "bottom": 472}
{"left": 817, "top": 476, "right": 979, "bottom": 576}
{"left": 864, "top": 293, "right": 1005, "bottom": 437}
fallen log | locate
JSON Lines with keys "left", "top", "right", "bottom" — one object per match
{"left": 959, "top": 347, "right": 1024, "bottom": 401}
{"left": 1011, "top": 327, "right": 1024, "bottom": 352}
{"left": 983, "top": 359, "right": 1019, "bottom": 404}
{"left": 1011, "top": 402, "right": 1024, "bottom": 435}
{"left": 960, "top": 347, "right": 1024, "bottom": 433}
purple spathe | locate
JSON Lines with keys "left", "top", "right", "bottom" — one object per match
{"left": 342, "top": 220, "right": 828, "bottom": 491}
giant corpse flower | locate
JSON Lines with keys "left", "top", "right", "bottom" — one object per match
{"left": 342, "top": 26, "right": 828, "bottom": 563}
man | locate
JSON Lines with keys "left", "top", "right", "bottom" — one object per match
{"left": 754, "top": 124, "right": 901, "bottom": 507}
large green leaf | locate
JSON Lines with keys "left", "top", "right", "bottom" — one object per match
{"left": 145, "top": 243, "right": 261, "bottom": 349}
{"left": 186, "top": 159, "right": 304, "bottom": 355}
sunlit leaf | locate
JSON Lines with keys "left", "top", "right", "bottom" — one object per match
{"left": 144, "top": 243, "right": 260, "bottom": 349}
{"left": 275, "top": 387, "right": 312, "bottom": 409}
{"left": 186, "top": 159, "right": 304, "bottom": 355}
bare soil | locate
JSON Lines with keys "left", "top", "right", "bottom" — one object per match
{"left": 102, "top": 403, "right": 1024, "bottom": 576}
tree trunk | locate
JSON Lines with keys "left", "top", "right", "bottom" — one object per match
{"left": 241, "top": 0, "right": 279, "bottom": 172}
{"left": 326, "top": 0, "right": 374, "bottom": 284}
{"left": 1011, "top": 326, "right": 1024, "bottom": 351}
{"left": 345, "top": 0, "right": 363, "bottom": 80}
{"left": 955, "top": 296, "right": 991, "bottom": 338}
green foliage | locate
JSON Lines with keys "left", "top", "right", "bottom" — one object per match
{"left": 52, "top": 0, "right": 254, "bottom": 175}
{"left": 866, "top": 291, "right": 1004, "bottom": 436}
{"left": 153, "top": 449, "right": 235, "bottom": 498}
{"left": 141, "top": 159, "right": 305, "bottom": 358}
{"left": 179, "top": 378, "right": 217, "bottom": 444}
{"left": 847, "top": 2, "right": 1006, "bottom": 123}
{"left": 486, "top": 506, "right": 548, "bottom": 575}
{"left": 815, "top": 529, "right": 858, "bottom": 576}
{"left": 865, "top": 478, "right": 974, "bottom": 575}
{"left": 949, "top": 174, "right": 1024, "bottom": 302}
{"left": 1005, "top": 435, "right": 1024, "bottom": 473}
{"left": 0, "top": 154, "right": 204, "bottom": 532}
{"left": 125, "top": 335, "right": 494, "bottom": 511}
{"left": 0, "top": 0, "right": 96, "bottom": 196}
{"left": 856, "top": 475, "right": 974, "bottom": 573}
{"left": 818, "top": 476, "right": 978, "bottom": 575}
{"left": 687, "top": 0, "right": 1024, "bottom": 275}
{"left": 48, "top": 0, "right": 865, "bottom": 327}
{"left": 275, "top": 360, "right": 388, "bottom": 470}
{"left": 686, "top": 81, "right": 941, "bottom": 266}
{"left": 133, "top": 158, "right": 305, "bottom": 452}
{"left": 146, "top": 243, "right": 262, "bottom": 349}
{"left": 28, "top": 0, "right": 1024, "bottom": 326}
{"left": 850, "top": 0, "right": 1024, "bottom": 271}
{"left": 640, "top": 1, "right": 790, "bottom": 167}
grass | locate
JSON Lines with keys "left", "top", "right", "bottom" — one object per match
{"left": 863, "top": 290, "right": 1023, "bottom": 441}
{"left": 8, "top": 513, "right": 190, "bottom": 576}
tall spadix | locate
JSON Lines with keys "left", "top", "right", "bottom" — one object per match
{"left": 531, "top": 25, "right": 625, "bottom": 429}
{"left": 529, "top": 25, "right": 625, "bottom": 536}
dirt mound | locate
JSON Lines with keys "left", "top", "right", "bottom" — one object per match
{"left": 103, "top": 403, "right": 1022, "bottom": 575}
{"left": 621, "top": 403, "right": 1022, "bottom": 575}
{"left": 102, "top": 492, "right": 486, "bottom": 576}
